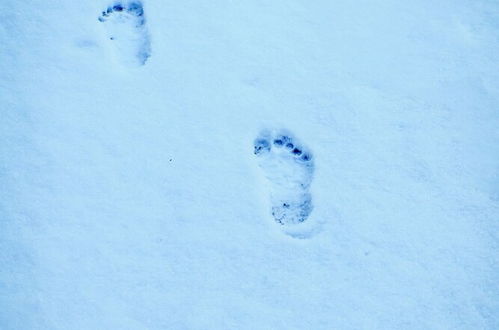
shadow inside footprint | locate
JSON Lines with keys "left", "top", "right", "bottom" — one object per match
{"left": 254, "top": 138, "right": 271, "bottom": 155}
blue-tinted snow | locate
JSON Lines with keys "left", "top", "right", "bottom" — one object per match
{"left": 0, "top": 0, "right": 498, "bottom": 329}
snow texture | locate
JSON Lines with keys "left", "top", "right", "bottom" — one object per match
{"left": 0, "top": 0, "right": 498, "bottom": 329}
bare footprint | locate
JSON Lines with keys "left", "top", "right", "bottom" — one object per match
{"left": 254, "top": 130, "right": 314, "bottom": 225}
{"left": 98, "top": 1, "right": 151, "bottom": 66}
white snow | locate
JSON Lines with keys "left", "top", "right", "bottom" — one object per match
{"left": 1, "top": 0, "right": 498, "bottom": 329}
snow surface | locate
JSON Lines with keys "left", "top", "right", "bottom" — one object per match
{"left": 1, "top": 0, "right": 498, "bottom": 329}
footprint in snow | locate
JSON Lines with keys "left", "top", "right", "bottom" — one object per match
{"left": 98, "top": 1, "right": 151, "bottom": 66}
{"left": 254, "top": 130, "right": 314, "bottom": 225}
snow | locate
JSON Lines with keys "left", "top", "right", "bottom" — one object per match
{"left": 1, "top": 0, "right": 498, "bottom": 329}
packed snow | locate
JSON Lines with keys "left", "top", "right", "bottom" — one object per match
{"left": 1, "top": 0, "right": 498, "bottom": 329}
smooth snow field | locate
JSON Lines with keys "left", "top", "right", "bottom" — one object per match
{"left": 1, "top": 0, "right": 498, "bottom": 329}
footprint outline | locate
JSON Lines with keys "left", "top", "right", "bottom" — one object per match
{"left": 98, "top": 1, "right": 151, "bottom": 66}
{"left": 254, "top": 129, "right": 314, "bottom": 225}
